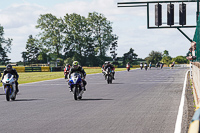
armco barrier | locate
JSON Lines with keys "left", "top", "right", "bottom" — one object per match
{"left": 13, "top": 66, "right": 25, "bottom": 72}
{"left": 50, "top": 67, "right": 63, "bottom": 72}
{"left": 0, "top": 67, "right": 5, "bottom": 72}
{"left": 25, "top": 67, "right": 41, "bottom": 72}
{"left": 188, "top": 62, "right": 200, "bottom": 132}
{"left": 0, "top": 66, "right": 59, "bottom": 72}
{"left": 41, "top": 66, "right": 50, "bottom": 72}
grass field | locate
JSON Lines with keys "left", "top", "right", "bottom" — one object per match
{"left": 0, "top": 68, "right": 130, "bottom": 87}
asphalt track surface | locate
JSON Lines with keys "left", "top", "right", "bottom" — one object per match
{"left": 0, "top": 67, "right": 188, "bottom": 133}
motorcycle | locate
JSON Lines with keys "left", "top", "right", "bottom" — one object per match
{"left": 140, "top": 64, "right": 143, "bottom": 70}
{"left": 160, "top": 63, "right": 163, "bottom": 69}
{"left": 2, "top": 73, "right": 16, "bottom": 101}
{"left": 144, "top": 63, "right": 148, "bottom": 71}
{"left": 105, "top": 67, "right": 113, "bottom": 84}
{"left": 126, "top": 64, "right": 130, "bottom": 72}
{"left": 68, "top": 73, "right": 84, "bottom": 100}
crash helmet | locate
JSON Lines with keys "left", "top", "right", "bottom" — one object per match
{"left": 72, "top": 61, "right": 79, "bottom": 69}
{"left": 6, "top": 64, "right": 12, "bottom": 72}
{"left": 107, "top": 61, "right": 110, "bottom": 64}
{"left": 66, "top": 64, "right": 69, "bottom": 67}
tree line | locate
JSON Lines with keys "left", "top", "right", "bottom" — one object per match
{"left": 0, "top": 11, "right": 188, "bottom": 66}
{"left": 22, "top": 12, "right": 118, "bottom": 66}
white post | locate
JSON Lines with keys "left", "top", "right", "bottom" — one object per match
{"left": 190, "top": 61, "right": 192, "bottom": 79}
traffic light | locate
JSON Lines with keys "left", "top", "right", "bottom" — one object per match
{"left": 179, "top": 3, "right": 186, "bottom": 25}
{"left": 167, "top": 4, "right": 174, "bottom": 25}
{"left": 155, "top": 4, "right": 162, "bottom": 26}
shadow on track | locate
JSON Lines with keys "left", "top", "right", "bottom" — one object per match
{"left": 80, "top": 98, "right": 113, "bottom": 101}
{"left": 110, "top": 83, "right": 124, "bottom": 84}
{"left": 15, "top": 99, "right": 44, "bottom": 102}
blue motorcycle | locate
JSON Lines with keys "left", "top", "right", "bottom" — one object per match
{"left": 68, "top": 73, "right": 84, "bottom": 100}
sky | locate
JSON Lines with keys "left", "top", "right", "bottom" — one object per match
{"left": 0, "top": 0, "right": 197, "bottom": 62}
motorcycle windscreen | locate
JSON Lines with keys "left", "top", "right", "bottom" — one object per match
{"left": 4, "top": 73, "right": 12, "bottom": 80}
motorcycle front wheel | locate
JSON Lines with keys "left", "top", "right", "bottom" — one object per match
{"left": 107, "top": 75, "right": 112, "bottom": 84}
{"left": 73, "top": 86, "right": 78, "bottom": 100}
{"left": 6, "top": 87, "right": 11, "bottom": 101}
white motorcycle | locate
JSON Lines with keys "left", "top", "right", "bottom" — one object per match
{"left": 68, "top": 73, "right": 84, "bottom": 100}
{"left": 2, "top": 73, "right": 17, "bottom": 101}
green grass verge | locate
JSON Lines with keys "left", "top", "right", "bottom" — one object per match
{"left": 0, "top": 68, "right": 133, "bottom": 87}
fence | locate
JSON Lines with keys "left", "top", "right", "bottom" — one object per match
{"left": 0, "top": 66, "right": 63, "bottom": 73}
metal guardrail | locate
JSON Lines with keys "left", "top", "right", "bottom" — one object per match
{"left": 188, "top": 62, "right": 200, "bottom": 132}
{"left": 25, "top": 67, "right": 41, "bottom": 72}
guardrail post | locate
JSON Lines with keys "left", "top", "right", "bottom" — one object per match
{"left": 190, "top": 61, "right": 192, "bottom": 79}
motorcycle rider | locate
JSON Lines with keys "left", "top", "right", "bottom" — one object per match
{"left": 171, "top": 61, "right": 175, "bottom": 69}
{"left": 1, "top": 64, "right": 19, "bottom": 94}
{"left": 102, "top": 61, "right": 108, "bottom": 75}
{"left": 149, "top": 62, "right": 152, "bottom": 69}
{"left": 64, "top": 63, "right": 71, "bottom": 79}
{"left": 68, "top": 61, "right": 87, "bottom": 91}
{"left": 104, "top": 62, "right": 115, "bottom": 79}
{"left": 144, "top": 62, "right": 148, "bottom": 70}
{"left": 160, "top": 62, "right": 164, "bottom": 69}
{"left": 126, "top": 62, "right": 130, "bottom": 71}
{"left": 140, "top": 62, "right": 143, "bottom": 70}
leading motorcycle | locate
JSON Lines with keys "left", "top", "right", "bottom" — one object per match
{"left": 68, "top": 73, "right": 84, "bottom": 100}
{"left": 105, "top": 67, "right": 113, "bottom": 84}
{"left": 2, "top": 73, "right": 17, "bottom": 101}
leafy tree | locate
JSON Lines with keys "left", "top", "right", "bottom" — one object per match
{"left": 161, "top": 56, "right": 172, "bottom": 66}
{"left": 32, "top": 12, "right": 118, "bottom": 66}
{"left": 25, "top": 35, "right": 39, "bottom": 64}
{"left": 21, "top": 51, "right": 28, "bottom": 66}
{"left": 145, "top": 51, "right": 162, "bottom": 64}
{"left": 37, "top": 51, "right": 48, "bottom": 63}
{"left": 88, "top": 12, "right": 118, "bottom": 63}
{"left": 172, "top": 56, "right": 188, "bottom": 64}
{"left": 161, "top": 50, "right": 172, "bottom": 66}
{"left": 163, "top": 50, "right": 169, "bottom": 57}
{"left": 36, "top": 13, "right": 64, "bottom": 58}
{"left": 0, "top": 25, "right": 12, "bottom": 65}
{"left": 122, "top": 48, "right": 138, "bottom": 65}
{"left": 63, "top": 13, "right": 89, "bottom": 65}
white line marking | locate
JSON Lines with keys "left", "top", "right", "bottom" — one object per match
{"left": 174, "top": 70, "right": 189, "bottom": 133}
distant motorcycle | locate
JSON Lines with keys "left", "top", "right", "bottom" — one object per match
{"left": 126, "top": 64, "right": 130, "bottom": 72}
{"left": 68, "top": 73, "right": 84, "bottom": 100}
{"left": 105, "top": 67, "right": 113, "bottom": 84}
{"left": 140, "top": 64, "right": 143, "bottom": 70}
{"left": 2, "top": 73, "right": 17, "bottom": 101}
{"left": 144, "top": 63, "right": 147, "bottom": 71}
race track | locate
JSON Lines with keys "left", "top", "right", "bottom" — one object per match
{"left": 0, "top": 67, "right": 188, "bottom": 133}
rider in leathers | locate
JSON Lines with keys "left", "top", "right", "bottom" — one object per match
{"left": 104, "top": 62, "right": 115, "bottom": 79}
{"left": 64, "top": 64, "right": 71, "bottom": 79}
{"left": 1, "top": 64, "right": 19, "bottom": 93}
{"left": 68, "top": 61, "right": 87, "bottom": 91}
